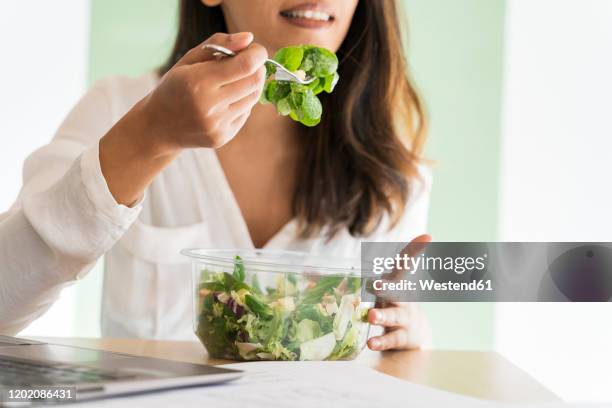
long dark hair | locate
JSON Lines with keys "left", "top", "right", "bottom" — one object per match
{"left": 160, "top": 0, "right": 426, "bottom": 238}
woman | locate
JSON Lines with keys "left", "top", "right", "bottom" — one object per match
{"left": 0, "top": 0, "right": 431, "bottom": 351}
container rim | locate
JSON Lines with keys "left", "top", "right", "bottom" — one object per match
{"left": 180, "top": 248, "right": 361, "bottom": 275}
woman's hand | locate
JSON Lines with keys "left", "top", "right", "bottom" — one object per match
{"left": 143, "top": 31, "right": 268, "bottom": 152}
{"left": 366, "top": 234, "right": 433, "bottom": 351}
{"left": 99, "top": 32, "right": 267, "bottom": 206}
{"left": 366, "top": 301, "right": 431, "bottom": 351}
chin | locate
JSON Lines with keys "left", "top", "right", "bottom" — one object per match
{"left": 269, "top": 35, "right": 339, "bottom": 53}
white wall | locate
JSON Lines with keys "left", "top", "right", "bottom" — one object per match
{"left": 0, "top": 0, "right": 90, "bottom": 337}
{"left": 497, "top": 0, "right": 612, "bottom": 402}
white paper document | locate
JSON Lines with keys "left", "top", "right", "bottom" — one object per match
{"left": 81, "top": 361, "right": 602, "bottom": 408}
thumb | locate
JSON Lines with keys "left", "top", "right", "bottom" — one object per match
{"left": 175, "top": 32, "right": 254, "bottom": 67}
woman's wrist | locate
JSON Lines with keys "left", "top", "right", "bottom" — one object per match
{"left": 99, "top": 99, "right": 181, "bottom": 206}
{"left": 122, "top": 97, "right": 182, "bottom": 160}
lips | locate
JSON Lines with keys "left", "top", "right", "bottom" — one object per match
{"left": 280, "top": 3, "right": 335, "bottom": 28}
{"left": 281, "top": 9, "right": 333, "bottom": 22}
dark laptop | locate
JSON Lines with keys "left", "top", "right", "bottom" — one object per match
{"left": 0, "top": 336, "right": 242, "bottom": 404}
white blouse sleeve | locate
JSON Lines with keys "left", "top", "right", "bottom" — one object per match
{"left": 0, "top": 79, "right": 143, "bottom": 335}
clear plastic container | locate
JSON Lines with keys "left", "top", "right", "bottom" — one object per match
{"left": 181, "top": 249, "right": 371, "bottom": 361}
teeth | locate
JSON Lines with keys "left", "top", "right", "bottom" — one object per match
{"left": 284, "top": 10, "right": 331, "bottom": 21}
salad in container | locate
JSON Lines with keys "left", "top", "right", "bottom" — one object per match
{"left": 181, "top": 249, "right": 371, "bottom": 361}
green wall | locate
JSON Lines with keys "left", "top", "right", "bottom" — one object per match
{"left": 79, "top": 0, "right": 506, "bottom": 350}
{"left": 402, "top": 0, "right": 505, "bottom": 242}
{"left": 88, "top": 0, "right": 177, "bottom": 84}
{"left": 403, "top": 0, "right": 506, "bottom": 350}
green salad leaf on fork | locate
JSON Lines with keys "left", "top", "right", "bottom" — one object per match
{"left": 260, "top": 45, "right": 340, "bottom": 127}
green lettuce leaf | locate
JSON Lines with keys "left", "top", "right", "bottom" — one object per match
{"left": 261, "top": 45, "right": 340, "bottom": 127}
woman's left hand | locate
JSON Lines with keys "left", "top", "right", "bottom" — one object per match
{"left": 366, "top": 234, "right": 432, "bottom": 351}
{"left": 366, "top": 301, "right": 431, "bottom": 351}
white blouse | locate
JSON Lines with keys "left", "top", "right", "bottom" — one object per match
{"left": 0, "top": 73, "right": 431, "bottom": 340}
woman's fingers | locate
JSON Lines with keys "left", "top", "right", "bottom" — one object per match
{"left": 228, "top": 89, "right": 262, "bottom": 120}
{"left": 212, "top": 43, "right": 268, "bottom": 85}
{"left": 368, "top": 304, "right": 410, "bottom": 328}
{"left": 221, "top": 66, "right": 266, "bottom": 105}
{"left": 367, "top": 303, "right": 432, "bottom": 351}
{"left": 387, "top": 234, "right": 432, "bottom": 281}
{"left": 190, "top": 42, "right": 267, "bottom": 87}
{"left": 368, "top": 329, "right": 410, "bottom": 351}
{"left": 150, "top": 32, "right": 266, "bottom": 149}
{"left": 176, "top": 32, "right": 254, "bottom": 67}
{"left": 230, "top": 111, "right": 251, "bottom": 132}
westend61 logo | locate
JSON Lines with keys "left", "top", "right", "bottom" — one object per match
{"left": 361, "top": 242, "right": 612, "bottom": 302}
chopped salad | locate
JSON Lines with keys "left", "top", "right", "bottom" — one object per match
{"left": 195, "top": 256, "right": 369, "bottom": 361}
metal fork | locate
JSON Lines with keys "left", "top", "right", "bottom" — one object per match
{"left": 202, "top": 44, "right": 316, "bottom": 85}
